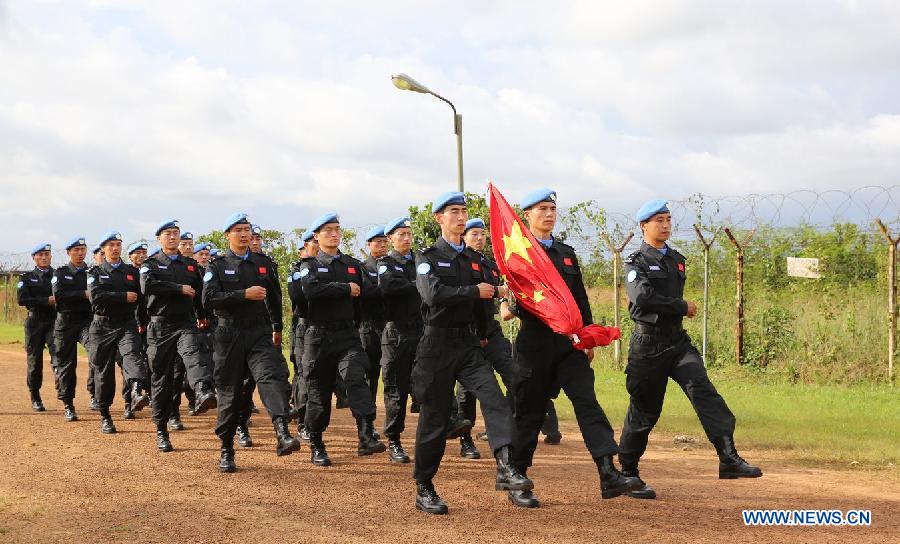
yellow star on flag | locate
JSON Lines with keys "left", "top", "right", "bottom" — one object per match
{"left": 533, "top": 290, "right": 545, "bottom": 303}
{"left": 503, "top": 221, "right": 533, "bottom": 263}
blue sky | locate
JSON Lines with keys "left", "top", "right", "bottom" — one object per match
{"left": 1, "top": 0, "right": 898, "bottom": 253}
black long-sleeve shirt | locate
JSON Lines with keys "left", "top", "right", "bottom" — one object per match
{"left": 139, "top": 251, "right": 205, "bottom": 321}
{"left": 415, "top": 237, "right": 487, "bottom": 338}
{"left": 51, "top": 262, "right": 92, "bottom": 317}
{"left": 359, "top": 255, "right": 385, "bottom": 327}
{"left": 299, "top": 251, "right": 375, "bottom": 326}
{"left": 623, "top": 242, "right": 689, "bottom": 328}
{"left": 88, "top": 260, "right": 143, "bottom": 321}
{"left": 377, "top": 250, "right": 422, "bottom": 324}
{"left": 17, "top": 266, "right": 56, "bottom": 319}
{"left": 202, "top": 249, "right": 283, "bottom": 332}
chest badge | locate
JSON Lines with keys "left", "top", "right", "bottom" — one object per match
{"left": 563, "top": 257, "right": 573, "bottom": 266}
{"left": 347, "top": 266, "right": 357, "bottom": 275}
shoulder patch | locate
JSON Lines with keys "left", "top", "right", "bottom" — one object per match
{"left": 16, "top": 281, "right": 23, "bottom": 288}
{"left": 51, "top": 276, "right": 58, "bottom": 284}
{"left": 87, "top": 276, "right": 95, "bottom": 284}
{"left": 417, "top": 262, "right": 431, "bottom": 275}
{"left": 627, "top": 270, "right": 637, "bottom": 283}
{"left": 203, "top": 271, "right": 213, "bottom": 282}
{"left": 139, "top": 266, "right": 149, "bottom": 274}
{"left": 378, "top": 264, "right": 388, "bottom": 275}
{"left": 299, "top": 268, "right": 310, "bottom": 278}
{"left": 292, "top": 271, "right": 302, "bottom": 281}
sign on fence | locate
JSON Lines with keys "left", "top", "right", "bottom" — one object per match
{"left": 787, "top": 257, "right": 821, "bottom": 279}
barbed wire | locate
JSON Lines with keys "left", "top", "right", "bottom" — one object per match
{"left": 1, "top": 186, "right": 897, "bottom": 272}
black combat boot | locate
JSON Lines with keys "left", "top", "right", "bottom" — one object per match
{"left": 297, "top": 424, "right": 311, "bottom": 443}
{"left": 168, "top": 412, "right": 184, "bottom": 431}
{"left": 193, "top": 382, "right": 217, "bottom": 415}
{"left": 100, "top": 410, "right": 117, "bottom": 434}
{"left": 495, "top": 446, "right": 534, "bottom": 491}
{"left": 308, "top": 432, "right": 331, "bottom": 466}
{"left": 596, "top": 455, "right": 640, "bottom": 499}
{"left": 713, "top": 436, "right": 763, "bottom": 479}
{"left": 415, "top": 481, "right": 448, "bottom": 515}
{"left": 63, "top": 403, "right": 78, "bottom": 422}
{"left": 356, "top": 418, "right": 386, "bottom": 456}
{"left": 30, "top": 392, "right": 45, "bottom": 412}
{"left": 387, "top": 437, "right": 410, "bottom": 463}
{"left": 446, "top": 416, "right": 473, "bottom": 439}
{"left": 273, "top": 417, "right": 301, "bottom": 456}
{"left": 219, "top": 440, "right": 236, "bottom": 473}
{"left": 621, "top": 464, "right": 656, "bottom": 499}
{"left": 236, "top": 424, "right": 253, "bottom": 448}
{"left": 460, "top": 433, "right": 480, "bottom": 459}
{"left": 123, "top": 405, "right": 135, "bottom": 420}
{"left": 89, "top": 396, "right": 100, "bottom": 411}
{"left": 365, "top": 418, "right": 381, "bottom": 440}
{"left": 131, "top": 382, "right": 149, "bottom": 412}
{"left": 507, "top": 468, "right": 540, "bottom": 508}
{"left": 543, "top": 432, "right": 562, "bottom": 445}
{"left": 157, "top": 429, "right": 173, "bottom": 452}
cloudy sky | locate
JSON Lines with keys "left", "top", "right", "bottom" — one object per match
{"left": 1, "top": 0, "right": 898, "bottom": 251}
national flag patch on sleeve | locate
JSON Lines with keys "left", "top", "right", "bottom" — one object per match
{"left": 563, "top": 257, "right": 573, "bottom": 266}
{"left": 259, "top": 266, "right": 267, "bottom": 274}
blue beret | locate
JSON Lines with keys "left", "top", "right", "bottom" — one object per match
{"left": 635, "top": 199, "right": 670, "bottom": 222}
{"left": 432, "top": 191, "right": 466, "bottom": 213}
{"left": 91, "top": 244, "right": 102, "bottom": 254}
{"left": 99, "top": 230, "right": 123, "bottom": 247}
{"left": 384, "top": 216, "right": 411, "bottom": 236}
{"left": 155, "top": 219, "right": 180, "bottom": 236}
{"left": 464, "top": 218, "right": 485, "bottom": 233}
{"left": 126, "top": 242, "right": 148, "bottom": 255}
{"left": 365, "top": 225, "right": 386, "bottom": 241}
{"left": 193, "top": 242, "right": 211, "bottom": 253}
{"left": 64, "top": 237, "right": 87, "bottom": 251}
{"left": 30, "top": 242, "right": 51, "bottom": 255}
{"left": 209, "top": 249, "right": 221, "bottom": 257}
{"left": 301, "top": 230, "right": 315, "bottom": 243}
{"left": 148, "top": 247, "right": 160, "bottom": 257}
{"left": 180, "top": 231, "right": 193, "bottom": 241}
{"left": 520, "top": 188, "right": 557, "bottom": 210}
{"left": 308, "top": 212, "right": 339, "bottom": 233}
{"left": 222, "top": 212, "right": 250, "bottom": 233}
{"left": 251, "top": 224, "right": 262, "bottom": 236}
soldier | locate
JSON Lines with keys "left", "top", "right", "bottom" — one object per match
{"left": 376, "top": 216, "right": 422, "bottom": 463}
{"left": 203, "top": 212, "right": 299, "bottom": 472}
{"left": 141, "top": 219, "right": 217, "bottom": 452}
{"left": 452, "top": 218, "right": 517, "bottom": 460}
{"left": 299, "top": 213, "right": 385, "bottom": 466}
{"left": 51, "top": 236, "right": 92, "bottom": 422}
{"left": 17, "top": 242, "right": 57, "bottom": 412}
{"left": 618, "top": 199, "right": 762, "bottom": 499}
{"left": 189, "top": 241, "right": 214, "bottom": 419}
{"left": 359, "top": 226, "right": 388, "bottom": 439}
{"left": 87, "top": 243, "right": 104, "bottom": 410}
{"left": 288, "top": 229, "right": 316, "bottom": 440}
{"left": 507, "top": 188, "right": 638, "bottom": 509}
{"left": 412, "top": 191, "right": 531, "bottom": 515}
{"left": 86, "top": 231, "right": 151, "bottom": 434}
{"left": 127, "top": 243, "right": 149, "bottom": 268}
{"left": 178, "top": 232, "right": 195, "bottom": 259}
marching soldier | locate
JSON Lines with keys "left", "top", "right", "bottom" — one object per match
{"left": 288, "top": 229, "right": 316, "bottom": 439}
{"left": 619, "top": 199, "right": 762, "bottom": 498}
{"left": 299, "top": 213, "right": 385, "bottom": 466}
{"left": 376, "top": 216, "right": 422, "bottom": 463}
{"left": 178, "top": 232, "right": 194, "bottom": 259}
{"left": 203, "top": 213, "right": 299, "bottom": 472}
{"left": 87, "top": 231, "right": 151, "bottom": 434}
{"left": 17, "top": 243, "right": 57, "bottom": 412}
{"left": 507, "top": 188, "right": 638, "bottom": 508}
{"left": 127, "top": 242, "right": 149, "bottom": 268}
{"left": 359, "top": 226, "right": 388, "bottom": 439}
{"left": 52, "top": 236, "right": 92, "bottom": 422}
{"left": 412, "top": 191, "right": 531, "bottom": 515}
{"left": 141, "top": 220, "right": 217, "bottom": 452}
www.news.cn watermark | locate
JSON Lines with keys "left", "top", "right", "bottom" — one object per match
{"left": 743, "top": 510, "right": 872, "bottom": 526}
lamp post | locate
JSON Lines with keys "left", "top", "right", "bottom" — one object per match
{"left": 391, "top": 73, "right": 464, "bottom": 193}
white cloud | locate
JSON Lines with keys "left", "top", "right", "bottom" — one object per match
{"left": 0, "top": 0, "right": 898, "bottom": 254}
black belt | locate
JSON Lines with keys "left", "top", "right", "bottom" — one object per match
{"left": 58, "top": 312, "right": 91, "bottom": 321}
{"left": 633, "top": 323, "right": 684, "bottom": 337}
{"left": 149, "top": 315, "right": 193, "bottom": 324}
{"left": 424, "top": 325, "right": 476, "bottom": 338}
{"left": 217, "top": 315, "right": 271, "bottom": 328}
{"left": 308, "top": 320, "right": 355, "bottom": 331}
{"left": 386, "top": 319, "right": 424, "bottom": 331}
{"left": 93, "top": 315, "right": 135, "bottom": 326}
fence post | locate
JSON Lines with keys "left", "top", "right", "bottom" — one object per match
{"left": 724, "top": 228, "right": 755, "bottom": 366}
{"left": 874, "top": 219, "right": 898, "bottom": 383}
{"left": 3, "top": 272, "right": 10, "bottom": 322}
{"left": 601, "top": 231, "right": 634, "bottom": 368}
{"left": 693, "top": 225, "right": 718, "bottom": 366}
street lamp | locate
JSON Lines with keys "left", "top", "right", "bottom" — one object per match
{"left": 391, "top": 73, "right": 464, "bottom": 193}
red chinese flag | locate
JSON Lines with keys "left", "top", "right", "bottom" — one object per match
{"left": 489, "top": 182, "right": 619, "bottom": 350}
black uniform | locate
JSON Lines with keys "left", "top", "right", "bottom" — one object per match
{"left": 359, "top": 256, "right": 385, "bottom": 406}
{"left": 510, "top": 237, "right": 619, "bottom": 472}
{"left": 87, "top": 261, "right": 150, "bottom": 412}
{"left": 140, "top": 251, "right": 213, "bottom": 430}
{"left": 376, "top": 250, "right": 423, "bottom": 439}
{"left": 287, "top": 259, "right": 311, "bottom": 424}
{"left": 455, "top": 255, "right": 515, "bottom": 427}
{"left": 412, "top": 238, "right": 514, "bottom": 483}
{"left": 17, "top": 266, "right": 58, "bottom": 399}
{"left": 202, "top": 249, "right": 291, "bottom": 442}
{"left": 299, "top": 251, "right": 377, "bottom": 433}
{"left": 618, "top": 243, "right": 736, "bottom": 470}
{"left": 51, "top": 263, "right": 93, "bottom": 404}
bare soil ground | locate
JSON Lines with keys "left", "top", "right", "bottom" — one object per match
{"left": 0, "top": 346, "right": 897, "bottom": 543}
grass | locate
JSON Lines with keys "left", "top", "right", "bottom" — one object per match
{"left": 554, "top": 364, "right": 899, "bottom": 468}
